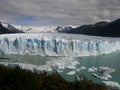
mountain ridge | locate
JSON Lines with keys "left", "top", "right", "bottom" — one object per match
{"left": 0, "top": 22, "right": 24, "bottom": 34}
{"left": 67, "top": 19, "right": 120, "bottom": 37}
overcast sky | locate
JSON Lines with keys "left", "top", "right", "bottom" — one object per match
{"left": 0, "top": 0, "right": 120, "bottom": 26}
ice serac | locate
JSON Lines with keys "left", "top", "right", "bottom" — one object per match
{"left": 0, "top": 33, "right": 120, "bottom": 56}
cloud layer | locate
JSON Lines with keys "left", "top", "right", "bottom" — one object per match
{"left": 0, "top": 0, "right": 120, "bottom": 26}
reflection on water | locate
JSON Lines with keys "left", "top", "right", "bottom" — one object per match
{"left": 0, "top": 52, "right": 120, "bottom": 89}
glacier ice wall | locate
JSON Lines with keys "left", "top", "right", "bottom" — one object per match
{"left": 0, "top": 33, "right": 120, "bottom": 56}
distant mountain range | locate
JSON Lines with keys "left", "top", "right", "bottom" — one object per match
{"left": 0, "top": 22, "right": 24, "bottom": 34}
{"left": 0, "top": 22, "right": 77, "bottom": 34}
{"left": 13, "top": 25, "right": 77, "bottom": 33}
{"left": 66, "top": 19, "right": 120, "bottom": 37}
{"left": 0, "top": 18, "right": 120, "bottom": 37}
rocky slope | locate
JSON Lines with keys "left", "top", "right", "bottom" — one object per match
{"left": 67, "top": 19, "right": 120, "bottom": 37}
{"left": 0, "top": 22, "right": 24, "bottom": 34}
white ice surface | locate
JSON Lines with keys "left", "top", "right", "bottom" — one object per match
{"left": 0, "top": 33, "right": 120, "bottom": 56}
{"left": 99, "top": 67, "right": 116, "bottom": 73}
{"left": 91, "top": 66, "right": 115, "bottom": 80}
{"left": 77, "top": 66, "right": 86, "bottom": 71}
{"left": 102, "top": 81, "right": 120, "bottom": 89}
{"left": 88, "top": 67, "right": 98, "bottom": 72}
{"left": 67, "top": 71, "right": 76, "bottom": 75}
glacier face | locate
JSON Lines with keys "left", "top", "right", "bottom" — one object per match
{"left": 0, "top": 33, "right": 120, "bottom": 56}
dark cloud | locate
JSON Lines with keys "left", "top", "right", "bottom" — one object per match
{"left": 0, "top": 0, "right": 120, "bottom": 25}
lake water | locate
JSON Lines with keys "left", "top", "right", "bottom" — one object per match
{"left": 0, "top": 52, "right": 120, "bottom": 89}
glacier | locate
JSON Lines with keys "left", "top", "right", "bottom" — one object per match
{"left": 0, "top": 33, "right": 120, "bottom": 56}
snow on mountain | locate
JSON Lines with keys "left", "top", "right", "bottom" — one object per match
{"left": 0, "top": 21, "right": 77, "bottom": 33}
{"left": 13, "top": 25, "right": 58, "bottom": 33}
{"left": 0, "top": 33, "right": 120, "bottom": 56}
{"left": 0, "top": 22, "right": 24, "bottom": 34}
{"left": 1, "top": 23, "right": 8, "bottom": 28}
{"left": 13, "top": 25, "right": 77, "bottom": 33}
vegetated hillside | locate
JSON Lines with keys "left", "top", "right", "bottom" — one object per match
{"left": 67, "top": 18, "right": 120, "bottom": 37}
{"left": 0, "top": 65, "right": 113, "bottom": 90}
{"left": 0, "top": 22, "right": 24, "bottom": 34}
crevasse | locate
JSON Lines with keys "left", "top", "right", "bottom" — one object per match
{"left": 0, "top": 33, "right": 120, "bottom": 56}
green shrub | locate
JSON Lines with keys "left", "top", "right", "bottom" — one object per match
{"left": 0, "top": 65, "right": 113, "bottom": 90}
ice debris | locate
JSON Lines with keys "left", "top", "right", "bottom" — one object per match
{"left": 102, "top": 81, "right": 120, "bottom": 89}
{"left": 67, "top": 71, "right": 76, "bottom": 75}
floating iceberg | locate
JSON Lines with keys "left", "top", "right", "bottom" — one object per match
{"left": 92, "top": 67, "right": 115, "bottom": 80}
{"left": 77, "top": 66, "right": 86, "bottom": 71}
{"left": 67, "top": 71, "right": 76, "bottom": 75}
{"left": 92, "top": 73, "right": 110, "bottom": 80}
{"left": 98, "top": 67, "right": 116, "bottom": 73}
{"left": 102, "top": 81, "right": 120, "bottom": 89}
{"left": 75, "top": 66, "right": 86, "bottom": 72}
{"left": 88, "top": 67, "right": 98, "bottom": 72}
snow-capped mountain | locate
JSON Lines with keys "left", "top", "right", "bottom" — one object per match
{"left": 56, "top": 26, "right": 75, "bottom": 33}
{"left": 0, "top": 22, "right": 24, "bottom": 34}
{"left": 0, "top": 21, "right": 77, "bottom": 34}
{"left": 13, "top": 25, "right": 77, "bottom": 33}
{"left": 13, "top": 25, "right": 58, "bottom": 33}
